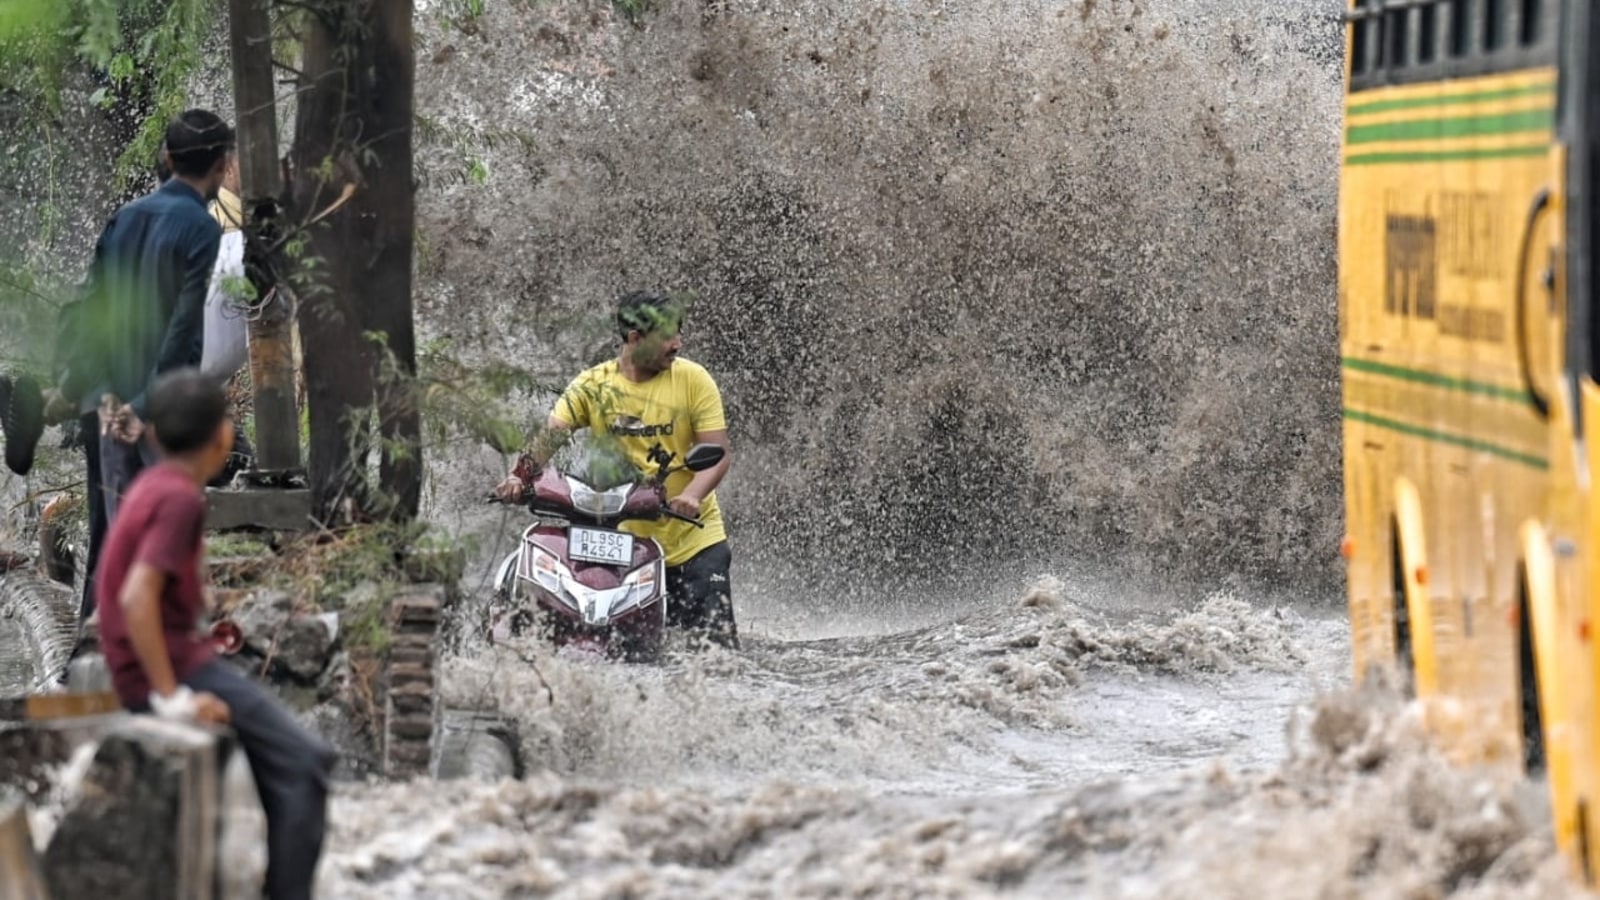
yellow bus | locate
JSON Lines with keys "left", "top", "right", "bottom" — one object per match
{"left": 1340, "top": 0, "right": 1600, "bottom": 882}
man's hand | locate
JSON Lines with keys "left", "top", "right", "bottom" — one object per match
{"left": 149, "top": 686, "right": 230, "bottom": 725}
{"left": 98, "top": 395, "right": 142, "bottom": 443}
{"left": 668, "top": 494, "right": 702, "bottom": 519}
{"left": 494, "top": 475, "right": 526, "bottom": 503}
{"left": 194, "top": 692, "right": 231, "bottom": 726}
{"left": 110, "top": 404, "right": 143, "bottom": 444}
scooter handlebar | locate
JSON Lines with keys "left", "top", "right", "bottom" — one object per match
{"left": 660, "top": 506, "right": 706, "bottom": 528}
{"left": 487, "top": 488, "right": 703, "bottom": 528}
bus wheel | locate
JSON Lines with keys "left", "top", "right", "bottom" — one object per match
{"left": 1392, "top": 531, "right": 1417, "bottom": 695}
{"left": 1517, "top": 578, "right": 1546, "bottom": 775}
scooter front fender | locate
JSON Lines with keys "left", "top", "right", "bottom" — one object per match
{"left": 492, "top": 550, "right": 520, "bottom": 598}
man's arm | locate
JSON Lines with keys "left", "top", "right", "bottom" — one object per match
{"left": 135, "top": 223, "right": 221, "bottom": 414}
{"left": 118, "top": 564, "right": 230, "bottom": 724}
{"left": 669, "top": 429, "right": 731, "bottom": 518}
{"left": 531, "top": 415, "right": 575, "bottom": 467}
{"left": 669, "top": 367, "right": 732, "bottom": 517}
{"left": 509, "top": 416, "right": 574, "bottom": 484}
{"left": 119, "top": 563, "right": 180, "bottom": 697}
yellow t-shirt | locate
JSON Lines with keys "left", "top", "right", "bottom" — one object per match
{"left": 551, "top": 357, "right": 727, "bottom": 566}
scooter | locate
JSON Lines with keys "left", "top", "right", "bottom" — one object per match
{"left": 487, "top": 440, "right": 725, "bottom": 662}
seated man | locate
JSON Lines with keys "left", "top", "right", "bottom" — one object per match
{"left": 94, "top": 368, "right": 334, "bottom": 900}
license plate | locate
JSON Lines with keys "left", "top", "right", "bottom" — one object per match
{"left": 569, "top": 527, "right": 634, "bottom": 565}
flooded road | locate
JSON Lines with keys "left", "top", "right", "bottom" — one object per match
{"left": 316, "top": 576, "right": 1576, "bottom": 898}
{"left": 1, "top": 0, "right": 1583, "bottom": 894}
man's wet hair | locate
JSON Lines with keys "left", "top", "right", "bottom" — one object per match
{"left": 164, "top": 109, "right": 234, "bottom": 179}
{"left": 616, "top": 290, "right": 683, "bottom": 339}
{"left": 147, "top": 369, "right": 229, "bottom": 455}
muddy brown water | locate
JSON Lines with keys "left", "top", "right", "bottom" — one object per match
{"left": 317, "top": 578, "right": 1578, "bottom": 898}
{"left": 4, "top": 0, "right": 1588, "bottom": 895}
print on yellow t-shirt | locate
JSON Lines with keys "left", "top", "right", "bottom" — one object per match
{"left": 551, "top": 358, "right": 727, "bottom": 566}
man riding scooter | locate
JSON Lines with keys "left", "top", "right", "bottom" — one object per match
{"left": 495, "top": 290, "right": 738, "bottom": 649}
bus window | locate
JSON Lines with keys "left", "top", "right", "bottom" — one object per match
{"left": 1517, "top": 0, "right": 1540, "bottom": 47}
{"left": 1484, "top": 0, "right": 1506, "bottom": 52}
{"left": 1388, "top": 7, "right": 1411, "bottom": 70}
{"left": 1418, "top": 5, "right": 1439, "bottom": 65}
{"left": 1448, "top": 0, "right": 1471, "bottom": 59}
{"left": 1352, "top": 0, "right": 1376, "bottom": 77}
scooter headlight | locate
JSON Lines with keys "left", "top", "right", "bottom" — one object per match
{"left": 618, "top": 560, "right": 662, "bottom": 613}
{"left": 567, "top": 477, "right": 630, "bottom": 517}
{"left": 521, "top": 543, "right": 568, "bottom": 595}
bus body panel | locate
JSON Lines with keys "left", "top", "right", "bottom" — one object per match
{"left": 1341, "top": 66, "right": 1560, "bottom": 763}
{"left": 1340, "top": 0, "right": 1596, "bottom": 878}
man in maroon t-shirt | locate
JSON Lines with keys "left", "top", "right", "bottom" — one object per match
{"left": 97, "top": 368, "right": 334, "bottom": 900}
{"left": 96, "top": 442, "right": 225, "bottom": 714}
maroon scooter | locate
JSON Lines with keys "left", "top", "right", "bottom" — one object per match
{"left": 488, "top": 441, "right": 725, "bottom": 662}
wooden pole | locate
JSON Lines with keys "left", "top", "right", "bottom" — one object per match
{"left": 228, "top": 0, "right": 301, "bottom": 478}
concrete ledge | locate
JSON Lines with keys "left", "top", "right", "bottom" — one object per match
{"left": 204, "top": 487, "right": 313, "bottom": 532}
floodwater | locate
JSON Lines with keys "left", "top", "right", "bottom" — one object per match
{"left": 317, "top": 576, "right": 1577, "bottom": 898}
{"left": 3, "top": 0, "right": 1589, "bottom": 895}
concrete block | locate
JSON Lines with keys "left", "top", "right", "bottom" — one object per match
{"left": 0, "top": 795, "right": 48, "bottom": 900}
{"left": 41, "top": 718, "right": 231, "bottom": 900}
{"left": 0, "top": 715, "right": 124, "bottom": 801}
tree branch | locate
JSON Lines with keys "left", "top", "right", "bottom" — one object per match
{"left": 272, "top": 57, "right": 309, "bottom": 80}
{"left": 270, "top": 0, "right": 339, "bottom": 32}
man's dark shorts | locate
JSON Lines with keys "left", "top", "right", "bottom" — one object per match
{"left": 665, "top": 541, "right": 737, "bottom": 649}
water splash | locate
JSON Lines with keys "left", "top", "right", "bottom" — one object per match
{"left": 412, "top": 0, "right": 1347, "bottom": 596}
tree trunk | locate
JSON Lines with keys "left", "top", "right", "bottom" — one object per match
{"left": 367, "top": 0, "right": 421, "bottom": 520}
{"left": 289, "top": 0, "right": 419, "bottom": 522}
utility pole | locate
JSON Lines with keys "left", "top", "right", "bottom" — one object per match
{"left": 229, "top": 0, "right": 299, "bottom": 477}
{"left": 213, "top": 0, "right": 312, "bottom": 530}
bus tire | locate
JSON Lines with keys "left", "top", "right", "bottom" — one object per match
{"left": 1518, "top": 570, "right": 1546, "bottom": 775}
{"left": 1392, "top": 528, "right": 1417, "bottom": 694}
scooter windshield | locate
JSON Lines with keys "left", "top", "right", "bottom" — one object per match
{"left": 566, "top": 439, "right": 639, "bottom": 491}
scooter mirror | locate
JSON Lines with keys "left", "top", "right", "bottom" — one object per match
{"left": 684, "top": 443, "right": 726, "bottom": 472}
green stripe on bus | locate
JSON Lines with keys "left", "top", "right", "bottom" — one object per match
{"left": 1342, "top": 408, "right": 1548, "bottom": 470}
{"left": 1346, "top": 109, "right": 1554, "bottom": 145}
{"left": 1345, "top": 83, "right": 1556, "bottom": 117}
{"left": 1345, "top": 144, "right": 1550, "bottom": 165}
{"left": 1341, "top": 357, "right": 1534, "bottom": 405}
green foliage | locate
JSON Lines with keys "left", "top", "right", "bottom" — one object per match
{"left": 0, "top": 262, "right": 66, "bottom": 372}
{"left": 220, "top": 274, "right": 259, "bottom": 304}
{"left": 0, "top": 0, "right": 66, "bottom": 39}
{"left": 0, "top": 2, "right": 73, "bottom": 108}
{"left": 205, "top": 532, "right": 274, "bottom": 558}
{"left": 0, "top": 0, "right": 222, "bottom": 187}
{"left": 613, "top": 0, "right": 654, "bottom": 24}
{"left": 204, "top": 522, "right": 472, "bottom": 657}
{"left": 437, "top": 0, "right": 486, "bottom": 34}
{"left": 413, "top": 112, "right": 537, "bottom": 192}
{"left": 369, "top": 332, "right": 561, "bottom": 458}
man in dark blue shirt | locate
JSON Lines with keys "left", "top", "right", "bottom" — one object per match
{"left": 64, "top": 109, "right": 234, "bottom": 621}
